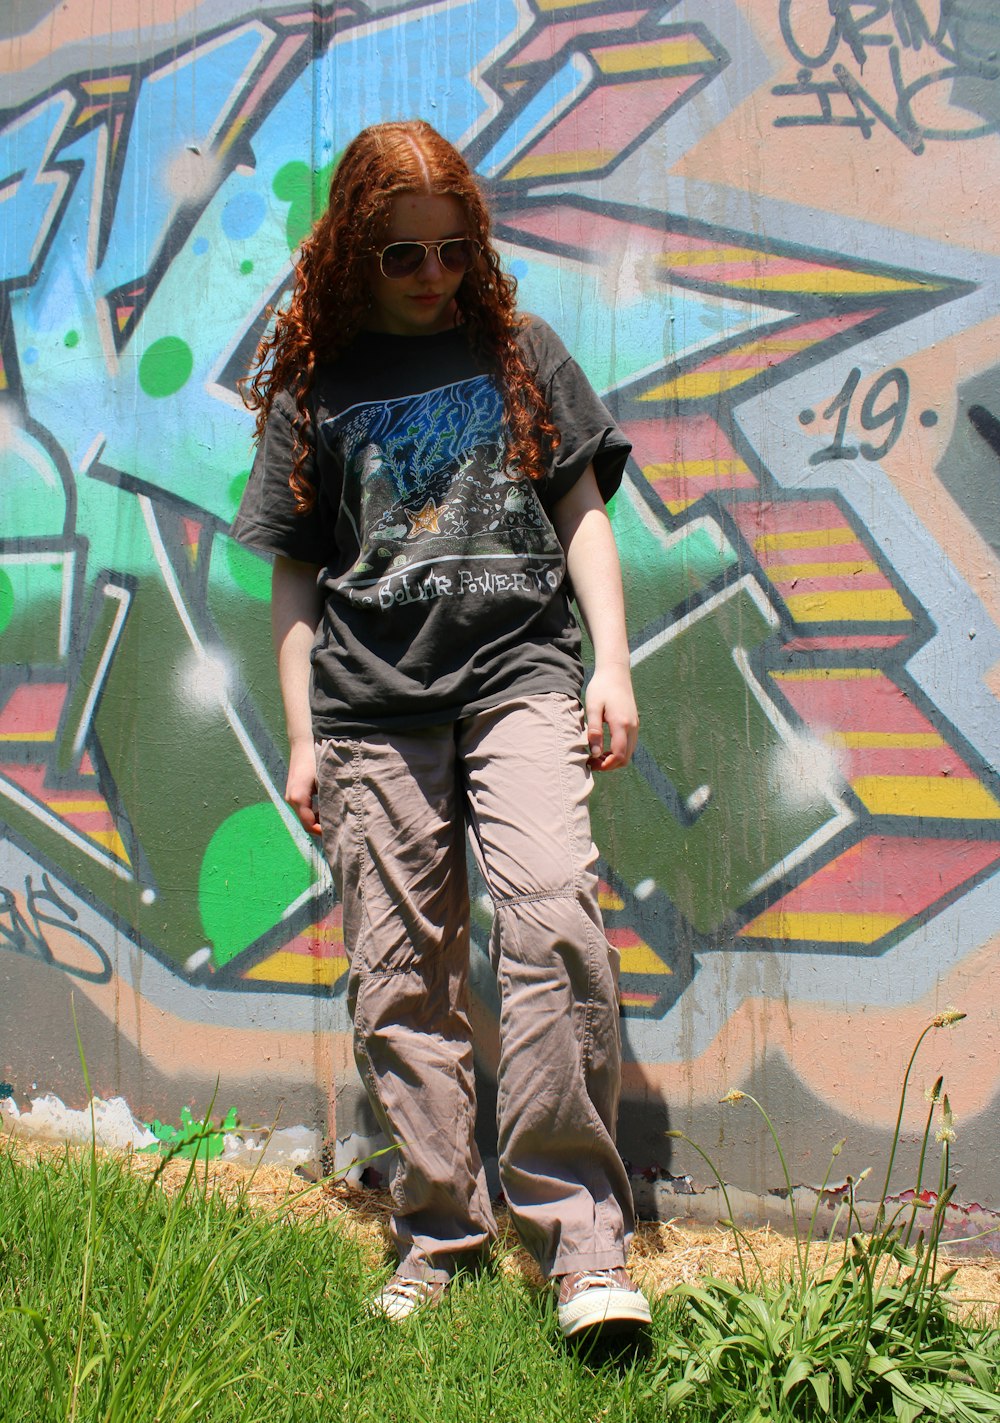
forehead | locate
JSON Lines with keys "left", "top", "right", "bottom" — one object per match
{"left": 384, "top": 193, "right": 467, "bottom": 240}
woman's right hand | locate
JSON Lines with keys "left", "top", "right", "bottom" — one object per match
{"left": 286, "top": 739, "right": 321, "bottom": 835}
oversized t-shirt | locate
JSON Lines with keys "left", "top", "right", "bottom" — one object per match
{"left": 231, "top": 315, "right": 631, "bottom": 736}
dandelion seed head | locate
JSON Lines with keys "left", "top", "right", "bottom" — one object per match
{"left": 932, "top": 1006, "right": 966, "bottom": 1028}
{"left": 936, "top": 1126, "right": 956, "bottom": 1144}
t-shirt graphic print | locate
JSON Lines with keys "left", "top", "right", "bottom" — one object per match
{"left": 326, "top": 375, "right": 561, "bottom": 615}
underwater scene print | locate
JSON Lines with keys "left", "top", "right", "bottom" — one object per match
{"left": 320, "top": 376, "right": 561, "bottom": 608}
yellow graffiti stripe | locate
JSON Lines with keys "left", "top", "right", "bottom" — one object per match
{"left": 754, "top": 529, "right": 857, "bottom": 552}
{"left": 593, "top": 38, "right": 715, "bottom": 73}
{"left": 643, "top": 458, "right": 750, "bottom": 480}
{"left": 852, "top": 776, "right": 1000, "bottom": 818}
{"left": 826, "top": 731, "right": 943, "bottom": 748}
{"left": 742, "top": 910, "right": 904, "bottom": 943}
{"left": 535, "top": 0, "right": 612, "bottom": 10}
{"left": 89, "top": 829, "right": 131, "bottom": 863}
{"left": 598, "top": 888, "right": 625, "bottom": 910}
{"left": 44, "top": 798, "right": 110, "bottom": 813}
{"left": 639, "top": 369, "right": 758, "bottom": 400}
{"left": 640, "top": 342, "right": 817, "bottom": 402}
{"left": 244, "top": 952, "right": 348, "bottom": 986}
{"left": 767, "top": 560, "right": 880, "bottom": 581}
{"left": 662, "top": 246, "right": 774, "bottom": 267}
{"left": 83, "top": 76, "right": 132, "bottom": 95}
{"left": 784, "top": 589, "right": 911, "bottom": 622}
{"left": 657, "top": 252, "right": 937, "bottom": 294}
{"left": 619, "top": 942, "right": 671, "bottom": 975}
{"left": 773, "top": 668, "right": 882, "bottom": 680}
{"left": 505, "top": 150, "right": 612, "bottom": 180}
{"left": 0, "top": 730, "right": 56, "bottom": 741}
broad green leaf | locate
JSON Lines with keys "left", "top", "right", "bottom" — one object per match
{"left": 809, "top": 1371, "right": 832, "bottom": 1414}
{"left": 781, "top": 1354, "right": 813, "bottom": 1398}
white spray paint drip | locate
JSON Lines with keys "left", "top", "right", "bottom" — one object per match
{"left": 634, "top": 878, "right": 656, "bottom": 901}
{"left": 1, "top": 1089, "right": 320, "bottom": 1169}
{"left": 334, "top": 1130, "right": 393, "bottom": 1184}
{"left": 184, "top": 946, "right": 213, "bottom": 974}
{"left": 220, "top": 1125, "right": 320, "bottom": 1169}
{"left": 685, "top": 784, "right": 712, "bottom": 815}
{"left": 4, "top": 1092, "right": 158, "bottom": 1150}
{"left": 178, "top": 648, "right": 232, "bottom": 713}
{"left": 768, "top": 728, "right": 846, "bottom": 815}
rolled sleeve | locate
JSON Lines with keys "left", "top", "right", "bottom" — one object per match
{"left": 519, "top": 318, "right": 632, "bottom": 511}
{"left": 230, "top": 393, "right": 327, "bottom": 564}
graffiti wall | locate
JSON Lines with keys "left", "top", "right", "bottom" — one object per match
{"left": 2, "top": 0, "right": 999, "bottom": 1220}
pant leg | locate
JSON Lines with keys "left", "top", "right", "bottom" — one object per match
{"left": 315, "top": 729, "right": 498, "bottom": 1282}
{"left": 458, "top": 692, "right": 636, "bottom": 1279}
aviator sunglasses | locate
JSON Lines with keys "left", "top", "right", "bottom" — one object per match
{"left": 372, "top": 237, "right": 480, "bottom": 280}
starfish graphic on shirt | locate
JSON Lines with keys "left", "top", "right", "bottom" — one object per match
{"left": 406, "top": 498, "right": 442, "bottom": 536}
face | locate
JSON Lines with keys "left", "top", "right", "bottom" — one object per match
{"left": 366, "top": 193, "right": 471, "bottom": 337}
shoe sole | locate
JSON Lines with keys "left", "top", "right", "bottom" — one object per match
{"left": 558, "top": 1288, "right": 652, "bottom": 1338}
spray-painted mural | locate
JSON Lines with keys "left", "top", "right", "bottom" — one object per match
{"left": 2, "top": 0, "right": 999, "bottom": 1216}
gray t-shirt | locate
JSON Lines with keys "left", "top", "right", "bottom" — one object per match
{"left": 231, "top": 315, "right": 631, "bottom": 735}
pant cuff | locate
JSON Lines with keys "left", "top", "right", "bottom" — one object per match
{"left": 547, "top": 1244, "right": 628, "bottom": 1280}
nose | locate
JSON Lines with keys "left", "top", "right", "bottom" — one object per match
{"left": 418, "top": 246, "right": 446, "bottom": 279}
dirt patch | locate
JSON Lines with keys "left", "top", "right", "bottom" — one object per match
{"left": 9, "top": 1137, "right": 999, "bottom": 1317}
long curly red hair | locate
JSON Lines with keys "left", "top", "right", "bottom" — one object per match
{"left": 242, "top": 119, "right": 559, "bottom": 513}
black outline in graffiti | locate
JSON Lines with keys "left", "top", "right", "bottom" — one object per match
{"left": 0, "top": 868, "right": 112, "bottom": 984}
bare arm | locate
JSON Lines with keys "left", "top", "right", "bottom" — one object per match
{"left": 272, "top": 554, "right": 324, "bottom": 833}
{"left": 551, "top": 465, "right": 637, "bottom": 771}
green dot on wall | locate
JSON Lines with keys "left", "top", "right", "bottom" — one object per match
{"left": 64, "top": 330, "right": 79, "bottom": 348}
{"left": 0, "top": 568, "right": 14, "bottom": 636}
{"left": 198, "top": 802, "right": 315, "bottom": 967}
{"left": 139, "top": 336, "right": 195, "bottom": 398}
{"left": 229, "top": 470, "right": 251, "bottom": 513}
{"left": 273, "top": 156, "right": 339, "bottom": 252}
{"left": 224, "top": 539, "right": 271, "bottom": 600}
{"left": 240, "top": 259, "right": 254, "bottom": 275}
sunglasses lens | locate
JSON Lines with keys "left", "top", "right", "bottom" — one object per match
{"left": 439, "top": 239, "right": 476, "bottom": 274}
{"left": 380, "top": 242, "right": 427, "bottom": 278}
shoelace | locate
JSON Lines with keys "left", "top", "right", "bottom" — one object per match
{"left": 381, "top": 1278, "right": 436, "bottom": 1304}
{"left": 569, "top": 1270, "right": 626, "bottom": 1292}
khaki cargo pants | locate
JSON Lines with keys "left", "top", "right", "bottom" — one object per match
{"left": 316, "top": 692, "right": 635, "bottom": 1284}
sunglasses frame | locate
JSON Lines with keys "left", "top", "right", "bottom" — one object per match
{"left": 372, "top": 237, "right": 481, "bottom": 280}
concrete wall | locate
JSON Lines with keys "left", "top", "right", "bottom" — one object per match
{"left": 2, "top": 0, "right": 998, "bottom": 1227}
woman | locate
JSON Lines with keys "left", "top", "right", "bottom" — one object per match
{"left": 234, "top": 119, "right": 650, "bottom": 1338}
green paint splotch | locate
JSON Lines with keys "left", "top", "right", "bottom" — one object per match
{"left": 141, "top": 1105, "right": 239, "bottom": 1160}
{"left": 199, "top": 801, "right": 314, "bottom": 967}
{"left": 0, "top": 570, "right": 14, "bottom": 636}
{"left": 139, "top": 336, "right": 194, "bottom": 398}
{"left": 221, "top": 471, "right": 271, "bottom": 599}
{"left": 273, "top": 157, "right": 340, "bottom": 253}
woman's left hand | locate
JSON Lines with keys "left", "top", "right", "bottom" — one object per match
{"left": 585, "top": 662, "right": 639, "bottom": 772}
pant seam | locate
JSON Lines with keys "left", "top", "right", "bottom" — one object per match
{"left": 346, "top": 741, "right": 402, "bottom": 1197}
{"left": 545, "top": 695, "right": 598, "bottom": 1073}
{"left": 491, "top": 887, "right": 575, "bottom": 908}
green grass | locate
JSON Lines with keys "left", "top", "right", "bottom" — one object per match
{"left": 1, "top": 1139, "right": 997, "bottom": 1423}
{"left": 0, "top": 1140, "right": 674, "bottom": 1423}
{"left": 1, "top": 1007, "right": 998, "bottom": 1422}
